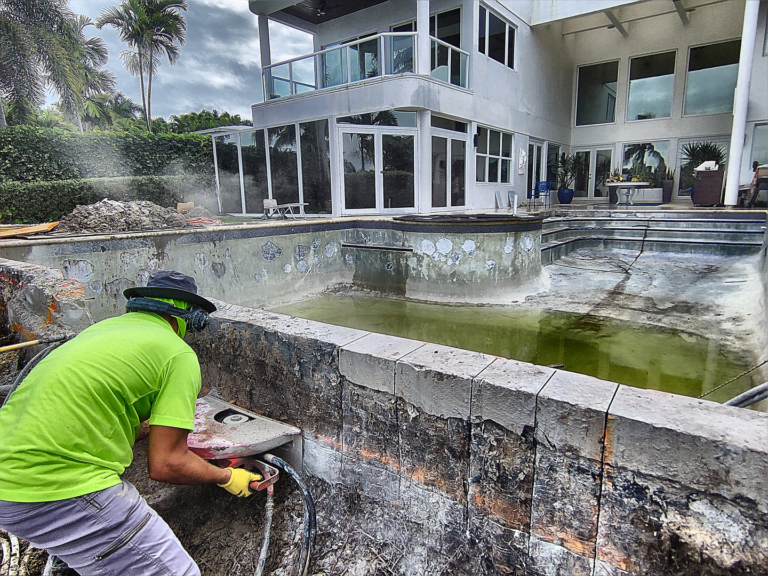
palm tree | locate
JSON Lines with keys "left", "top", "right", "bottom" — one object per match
{"left": 97, "top": 0, "right": 187, "bottom": 132}
{"left": 0, "top": 0, "right": 80, "bottom": 127}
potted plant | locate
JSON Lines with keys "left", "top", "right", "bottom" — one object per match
{"left": 607, "top": 168, "right": 623, "bottom": 204}
{"left": 662, "top": 167, "right": 675, "bottom": 203}
{"left": 556, "top": 153, "right": 582, "bottom": 204}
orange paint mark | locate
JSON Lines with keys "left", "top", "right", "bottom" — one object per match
{"left": 603, "top": 415, "right": 615, "bottom": 464}
{"left": 12, "top": 325, "right": 34, "bottom": 340}
{"left": 597, "top": 544, "right": 632, "bottom": 571}
{"left": 532, "top": 526, "right": 596, "bottom": 558}
{"left": 314, "top": 434, "right": 342, "bottom": 450}
{"left": 357, "top": 449, "right": 400, "bottom": 470}
{"left": 470, "top": 491, "right": 527, "bottom": 530}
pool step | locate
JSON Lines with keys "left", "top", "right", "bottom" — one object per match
{"left": 541, "top": 213, "right": 765, "bottom": 263}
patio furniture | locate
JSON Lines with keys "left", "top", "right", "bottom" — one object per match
{"left": 263, "top": 198, "right": 309, "bottom": 219}
{"left": 531, "top": 181, "right": 552, "bottom": 209}
{"left": 691, "top": 169, "right": 724, "bottom": 206}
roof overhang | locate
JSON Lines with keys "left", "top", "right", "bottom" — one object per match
{"left": 249, "top": 0, "right": 388, "bottom": 24}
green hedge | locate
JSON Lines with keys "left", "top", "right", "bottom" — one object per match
{"left": 0, "top": 175, "right": 210, "bottom": 224}
{"left": 0, "top": 126, "right": 214, "bottom": 183}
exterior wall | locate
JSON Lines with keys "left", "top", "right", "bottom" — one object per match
{"left": 184, "top": 300, "right": 768, "bottom": 575}
{"left": 0, "top": 219, "right": 544, "bottom": 321}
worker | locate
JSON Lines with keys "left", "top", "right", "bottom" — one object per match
{"left": 0, "top": 270, "right": 262, "bottom": 576}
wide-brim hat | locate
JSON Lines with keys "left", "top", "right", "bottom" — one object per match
{"left": 123, "top": 270, "right": 217, "bottom": 313}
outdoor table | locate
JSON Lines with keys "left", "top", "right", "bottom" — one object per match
{"left": 607, "top": 181, "right": 651, "bottom": 206}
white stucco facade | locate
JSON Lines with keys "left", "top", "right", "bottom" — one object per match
{"left": 213, "top": 0, "right": 768, "bottom": 216}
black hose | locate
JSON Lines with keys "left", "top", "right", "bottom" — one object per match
{"left": 726, "top": 382, "right": 768, "bottom": 408}
{"left": 254, "top": 490, "right": 274, "bottom": 576}
{"left": 263, "top": 454, "right": 316, "bottom": 576}
{"left": 1, "top": 342, "right": 62, "bottom": 408}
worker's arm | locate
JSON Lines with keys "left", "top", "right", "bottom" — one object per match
{"left": 147, "top": 425, "right": 231, "bottom": 485}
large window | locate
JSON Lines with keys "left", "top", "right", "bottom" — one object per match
{"left": 240, "top": 130, "right": 268, "bottom": 214}
{"left": 622, "top": 141, "right": 670, "bottom": 188}
{"left": 476, "top": 126, "right": 513, "bottom": 183}
{"left": 478, "top": 5, "right": 515, "bottom": 69}
{"left": 546, "top": 144, "right": 560, "bottom": 185}
{"left": 576, "top": 61, "right": 618, "bottom": 126}
{"left": 300, "top": 120, "right": 332, "bottom": 214}
{"left": 752, "top": 124, "right": 768, "bottom": 167}
{"left": 432, "top": 134, "right": 466, "bottom": 208}
{"left": 627, "top": 52, "right": 675, "bottom": 121}
{"left": 214, "top": 134, "right": 241, "bottom": 213}
{"left": 268, "top": 124, "right": 299, "bottom": 205}
{"left": 392, "top": 8, "right": 461, "bottom": 48}
{"left": 684, "top": 40, "right": 740, "bottom": 116}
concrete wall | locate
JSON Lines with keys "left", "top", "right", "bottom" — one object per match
{"left": 186, "top": 300, "right": 768, "bottom": 575}
{"left": 0, "top": 219, "right": 544, "bottom": 321}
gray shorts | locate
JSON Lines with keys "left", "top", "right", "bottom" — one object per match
{"left": 0, "top": 480, "right": 199, "bottom": 576}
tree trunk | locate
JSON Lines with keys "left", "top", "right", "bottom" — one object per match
{"left": 0, "top": 99, "right": 7, "bottom": 129}
{"left": 147, "top": 47, "right": 154, "bottom": 133}
{"left": 76, "top": 114, "right": 84, "bottom": 133}
{"left": 138, "top": 50, "right": 149, "bottom": 132}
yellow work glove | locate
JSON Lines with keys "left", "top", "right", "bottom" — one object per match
{"left": 217, "top": 468, "right": 263, "bottom": 498}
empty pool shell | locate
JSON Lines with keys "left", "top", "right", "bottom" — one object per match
{"left": 188, "top": 396, "right": 303, "bottom": 471}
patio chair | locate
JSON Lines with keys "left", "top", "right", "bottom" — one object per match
{"left": 532, "top": 181, "right": 552, "bottom": 209}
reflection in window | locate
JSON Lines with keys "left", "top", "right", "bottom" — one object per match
{"left": 451, "top": 140, "right": 466, "bottom": 207}
{"left": 752, "top": 124, "right": 768, "bottom": 166}
{"left": 240, "top": 130, "right": 268, "bottom": 214}
{"left": 431, "top": 8, "right": 461, "bottom": 48}
{"left": 622, "top": 141, "right": 669, "bottom": 187}
{"left": 576, "top": 61, "right": 618, "bottom": 126}
{"left": 431, "top": 115, "right": 467, "bottom": 132}
{"left": 547, "top": 144, "right": 560, "bottom": 184}
{"left": 337, "top": 110, "right": 416, "bottom": 127}
{"left": 476, "top": 126, "right": 513, "bottom": 183}
{"left": 349, "top": 38, "right": 380, "bottom": 82}
{"left": 268, "top": 124, "right": 299, "bottom": 205}
{"left": 478, "top": 6, "right": 515, "bottom": 68}
{"left": 343, "top": 133, "right": 376, "bottom": 210}
{"left": 432, "top": 137, "right": 448, "bottom": 208}
{"left": 684, "top": 40, "right": 740, "bottom": 116}
{"left": 214, "top": 134, "right": 242, "bottom": 213}
{"left": 300, "top": 120, "right": 332, "bottom": 214}
{"left": 383, "top": 134, "right": 415, "bottom": 209}
{"left": 627, "top": 52, "right": 675, "bottom": 121}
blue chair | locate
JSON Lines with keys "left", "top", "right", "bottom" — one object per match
{"left": 532, "top": 181, "right": 552, "bottom": 209}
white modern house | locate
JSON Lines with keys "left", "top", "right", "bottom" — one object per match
{"left": 211, "top": 0, "right": 768, "bottom": 216}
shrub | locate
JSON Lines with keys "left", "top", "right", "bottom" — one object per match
{"left": 0, "top": 126, "right": 214, "bottom": 183}
{"left": 0, "top": 175, "right": 211, "bottom": 224}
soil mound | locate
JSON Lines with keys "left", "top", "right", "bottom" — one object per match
{"left": 58, "top": 199, "right": 187, "bottom": 234}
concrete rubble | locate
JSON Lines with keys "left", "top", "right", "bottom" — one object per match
{"left": 57, "top": 199, "right": 189, "bottom": 234}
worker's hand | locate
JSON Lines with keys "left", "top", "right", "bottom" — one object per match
{"left": 217, "top": 467, "right": 262, "bottom": 497}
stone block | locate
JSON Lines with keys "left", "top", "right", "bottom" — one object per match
{"left": 606, "top": 385, "right": 768, "bottom": 510}
{"left": 469, "top": 419, "right": 535, "bottom": 532}
{"left": 527, "top": 535, "right": 594, "bottom": 576}
{"left": 593, "top": 560, "right": 628, "bottom": 576}
{"left": 399, "top": 476, "right": 467, "bottom": 528}
{"left": 536, "top": 370, "right": 618, "bottom": 461}
{"left": 341, "top": 456, "right": 400, "bottom": 503}
{"left": 468, "top": 514, "right": 528, "bottom": 575}
{"left": 342, "top": 381, "right": 399, "bottom": 472}
{"left": 596, "top": 466, "right": 768, "bottom": 576}
{"left": 340, "top": 333, "right": 424, "bottom": 394}
{"left": 303, "top": 436, "right": 342, "bottom": 484}
{"left": 530, "top": 446, "right": 602, "bottom": 559}
{"left": 398, "top": 399, "right": 470, "bottom": 502}
{"left": 396, "top": 343, "right": 494, "bottom": 419}
{"left": 472, "top": 357, "right": 555, "bottom": 434}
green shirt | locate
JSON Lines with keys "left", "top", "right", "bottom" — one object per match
{"left": 0, "top": 312, "right": 201, "bottom": 502}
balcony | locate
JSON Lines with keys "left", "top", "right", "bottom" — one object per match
{"left": 262, "top": 32, "right": 469, "bottom": 100}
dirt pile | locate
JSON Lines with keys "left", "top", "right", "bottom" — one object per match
{"left": 57, "top": 200, "right": 188, "bottom": 234}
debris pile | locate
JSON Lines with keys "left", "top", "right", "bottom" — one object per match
{"left": 57, "top": 200, "right": 189, "bottom": 234}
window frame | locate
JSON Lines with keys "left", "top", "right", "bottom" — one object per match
{"left": 625, "top": 49, "right": 677, "bottom": 123}
{"left": 475, "top": 125, "right": 514, "bottom": 184}
{"left": 682, "top": 38, "right": 741, "bottom": 118}
{"left": 390, "top": 6, "right": 463, "bottom": 49}
{"left": 477, "top": 4, "right": 516, "bottom": 70}
{"left": 574, "top": 58, "right": 620, "bottom": 128}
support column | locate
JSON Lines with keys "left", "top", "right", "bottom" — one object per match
{"left": 258, "top": 15, "right": 272, "bottom": 100}
{"left": 417, "top": 0, "right": 431, "bottom": 76}
{"left": 418, "top": 110, "right": 432, "bottom": 213}
{"left": 724, "top": 0, "right": 760, "bottom": 206}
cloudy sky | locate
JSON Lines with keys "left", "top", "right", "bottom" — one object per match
{"left": 64, "top": 0, "right": 313, "bottom": 120}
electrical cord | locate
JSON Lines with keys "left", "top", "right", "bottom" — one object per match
{"left": 254, "top": 489, "right": 274, "bottom": 576}
{"left": 263, "top": 454, "right": 315, "bottom": 576}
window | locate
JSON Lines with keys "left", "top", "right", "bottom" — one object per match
{"left": 391, "top": 8, "right": 461, "bottom": 48}
{"left": 751, "top": 124, "right": 768, "bottom": 167}
{"left": 576, "top": 61, "right": 618, "bottom": 126}
{"left": 684, "top": 40, "right": 740, "bottom": 116}
{"left": 268, "top": 124, "right": 299, "bottom": 205}
{"left": 431, "top": 115, "right": 468, "bottom": 133}
{"left": 546, "top": 144, "right": 560, "bottom": 185}
{"left": 476, "top": 127, "right": 513, "bottom": 183}
{"left": 478, "top": 6, "right": 515, "bottom": 69}
{"left": 627, "top": 51, "right": 675, "bottom": 121}
{"left": 214, "top": 134, "right": 242, "bottom": 213}
{"left": 240, "top": 130, "right": 268, "bottom": 214}
{"left": 337, "top": 110, "right": 417, "bottom": 127}
{"left": 300, "top": 120, "right": 332, "bottom": 214}
{"left": 622, "top": 141, "right": 670, "bottom": 188}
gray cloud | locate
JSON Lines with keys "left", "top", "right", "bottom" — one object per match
{"left": 66, "top": 0, "right": 313, "bottom": 120}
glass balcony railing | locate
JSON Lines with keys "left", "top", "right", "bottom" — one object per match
{"left": 263, "top": 32, "right": 469, "bottom": 100}
{"left": 430, "top": 37, "right": 468, "bottom": 89}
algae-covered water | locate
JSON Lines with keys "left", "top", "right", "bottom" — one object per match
{"left": 273, "top": 295, "right": 753, "bottom": 402}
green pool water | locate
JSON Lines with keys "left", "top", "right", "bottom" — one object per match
{"left": 273, "top": 295, "right": 753, "bottom": 402}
